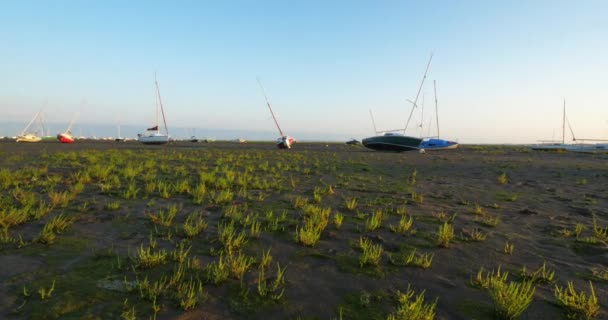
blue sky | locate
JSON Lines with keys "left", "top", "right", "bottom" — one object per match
{"left": 1, "top": 0, "right": 607, "bottom": 143}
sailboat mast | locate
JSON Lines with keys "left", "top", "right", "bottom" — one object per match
{"left": 21, "top": 111, "right": 40, "bottom": 135}
{"left": 369, "top": 109, "right": 378, "bottom": 134}
{"left": 434, "top": 80, "right": 439, "bottom": 138}
{"left": 156, "top": 77, "right": 169, "bottom": 136}
{"left": 562, "top": 99, "right": 565, "bottom": 144}
{"left": 404, "top": 53, "right": 433, "bottom": 134}
{"left": 257, "top": 79, "right": 285, "bottom": 137}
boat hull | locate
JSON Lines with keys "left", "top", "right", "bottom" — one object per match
{"left": 419, "top": 138, "right": 459, "bottom": 150}
{"left": 565, "top": 144, "right": 608, "bottom": 154}
{"left": 362, "top": 135, "right": 422, "bottom": 152}
{"left": 57, "top": 133, "right": 74, "bottom": 143}
{"left": 277, "top": 136, "right": 295, "bottom": 149}
{"left": 138, "top": 133, "right": 169, "bottom": 145}
{"left": 529, "top": 144, "right": 568, "bottom": 151}
{"left": 16, "top": 134, "right": 42, "bottom": 142}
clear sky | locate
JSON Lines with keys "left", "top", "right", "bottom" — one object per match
{"left": 1, "top": 0, "right": 607, "bottom": 143}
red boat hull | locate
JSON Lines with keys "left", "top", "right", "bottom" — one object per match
{"left": 57, "top": 133, "right": 74, "bottom": 143}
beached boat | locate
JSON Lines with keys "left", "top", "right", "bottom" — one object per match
{"left": 57, "top": 115, "right": 76, "bottom": 144}
{"left": 418, "top": 80, "right": 459, "bottom": 150}
{"left": 530, "top": 100, "right": 571, "bottom": 151}
{"left": 258, "top": 79, "right": 295, "bottom": 149}
{"left": 362, "top": 133, "right": 423, "bottom": 152}
{"left": 115, "top": 125, "right": 125, "bottom": 142}
{"left": 363, "top": 55, "right": 433, "bottom": 152}
{"left": 565, "top": 143, "right": 608, "bottom": 153}
{"left": 139, "top": 76, "right": 170, "bottom": 145}
{"left": 16, "top": 111, "right": 44, "bottom": 142}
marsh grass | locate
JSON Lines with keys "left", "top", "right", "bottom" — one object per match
{"left": 37, "top": 214, "right": 73, "bottom": 245}
{"left": 134, "top": 244, "right": 167, "bottom": 269}
{"left": 218, "top": 221, "right": 248, "bottom": 255}
{"left": 48, "top": 190, "right": 72, "bottom": 208}
{"left": 592, "top": 215, "right": 607, "bottom": 241}
{"left": 365, "top": 210, "right": 384, "bottom": 231}
{"left": 520, "top": 262, "right": 555, "bottom": 284}
{"left": 489, "top": 280, "right": 535, "bottom": 319}
{"left": 182, "top": 212, "right": 207, "bottom": 238}
{"left": 175, "top": 278, "right": 204, "bottom": 310}
{"left": 333, "top": 212, "right": 344, "bottom": 229}
{"left": 38, "top": 279, "right": 56, "bottom": 300}
{"left": 590, "top": 267, "right": 608, "bottom": 281}
{"left": 358, "top": 237, "right": 383, "bottom": 267}
{"left": 387, "top": 285, "right": 437, "bottom": 320}
{"left": 259, "top": 248, "right": 273, "bottom": 269}
{"left": 436, "top": 222, "right": 454, "bottom": 248}
{"left": 105, "top": 200, "right": 121, "bottom": 210}
{"left": 205, "top": 255, "right": 229, "bottom": 285}
{"left": 147, "top": 205, "right": 179, "bottom": 227}
{"left": 257, "top": 263, "right": 287, "bottom": 300}
{"left": 389, "top": 215, "right": 413, "bottom": 234}
{"left": 389, "top": 249, "right": 433, "bottom": 269}
{"left": 475, "top": 214, "right": 500, "bottom": 227}
{"left": 497, "top": 172, "right": 508, "bottom": 185}
{"left": 470, "top": 266, "right": 508, "bottom": 289}
{"left": 462, "top": 228, "right": 487, "bottom": 241}
{"left": 344, "top": 197, "right": 358, "bottom": 211}
{"left": 554, "top": 281, "right": 599, "bottom": 320}
{"left": 227, "top": 251, "right": 255, "bottom": 279}
{"left": 504, "top": 241, "right": 514, "bottom": 254}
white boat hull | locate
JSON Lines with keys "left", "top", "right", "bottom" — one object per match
{"left": 138, "top": 133, "right": 169, "bottom": 145}
{"left": 565, "top": 144, "right": 608, "bottom": 154}
{"left": 16, "top": 134, "right": 42, "bottom": 142}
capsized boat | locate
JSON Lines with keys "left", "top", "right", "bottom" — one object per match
{"left": 139, "top": 76, "right": 170, "bottom": 145}
{"left": 258, "top": 79, "right": 295, "bottom": 149}
{"left": 362, "top": 132, "right": 423, "bottom": 152}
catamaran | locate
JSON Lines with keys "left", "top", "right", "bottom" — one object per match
{"left": 16, "top": 111, "right": 44, "bottom": 142}
{"left": 138, "top": 76, "right": 170, "bottom": 145}
{"left": 418, "top": 80, "right": 459, "bottom": 150}
{"left": 258, "top": 79, "right": 295, "bottom": 149}
{"left": 362, "top": 55, "right": 434, "bottom": 152}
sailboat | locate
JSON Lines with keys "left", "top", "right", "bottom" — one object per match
{"left": 57, "top": 115, "right": 76, "bottom": 143}
{"left": 418, "top": 80, "right": 459, "bottom": 150}
{"left": 16, "top": 111, "right": 44, "bottom": 142}
{"left": 530, "top": 100, "right": 570, "bottom": 151}
{"left": 138, "top": 76, "right": 170, "bottom": 145}
{"left": 258, "top": 79, "right": 295, "bottom": 149}
{"left": 115, "top": 125, "right": 125, "bottom": 142}
{"left": 362, "top": 55, "right": 434, "bottom": 152}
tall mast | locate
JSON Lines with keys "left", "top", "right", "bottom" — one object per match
{"left": 369, "top": 109, "right": 378, "bottom": 134}
{"left": 21, "top": 111, "right": 40, "bottom": 135}
{"left": 434, "top": 80, "right": 439, "bottom": 138}
{"left": 562, "top": 98, "right": 565, "bottom": 144}
{"left": 257, "top": 79, "right": 285, "bottom": 137}
{"left": 156, "top": 75, "right": 169, "bottom": 135}
{"left": 404, "top": 53, "right": 433, "bottom": 134}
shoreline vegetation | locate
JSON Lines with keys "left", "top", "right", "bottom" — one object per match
{"left": 0, "top": 141, "right": 606, "bottom": 319}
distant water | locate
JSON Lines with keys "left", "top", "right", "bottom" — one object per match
{"left": 0, "top": 122, "right": 355, "bottom": 142}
